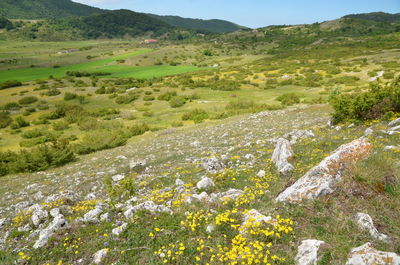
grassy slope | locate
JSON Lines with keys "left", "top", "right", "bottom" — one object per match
{"left": 0, "top": 105, "right": 398, "bottom": 264}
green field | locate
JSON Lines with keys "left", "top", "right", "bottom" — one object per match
{"left": 0, "top": 48, "right": 203, "bottom": 82}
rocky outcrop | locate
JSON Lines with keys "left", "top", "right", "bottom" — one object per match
{"left": 33, "top": 215, "right": 67, "bottom": 249}
{"left": 196, "top": 177, "right": 215, "bottom": 190}
{"left": 345, "top": 242, "right": 400, "bottom": 265}
{"left": 295, "top": 239, "right": 326, "bottom": 265}
{"left": 355, "top": 213, "right": 389, "bottom": 242}
{"left": 276, "top": 137, "right": 373, "bottom": 203}
{"left": 201, "top": 156, "right": 225, "bottom": 174}
{"left": 124, "top": 201, "right": 172, "bottom": 218}
{"left": 271, "top": 138, "right": 294, "bottom": 175}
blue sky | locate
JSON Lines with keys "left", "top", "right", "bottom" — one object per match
{"left": 73, "top": 0, "right": 400, "bottom": 28}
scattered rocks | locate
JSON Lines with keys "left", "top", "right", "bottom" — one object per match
{"left": 33, "top": 215, "right": 67, "bottom": 249}
{"left": 295, "top": 239, "right": 326, "bottom": 265}
{"left": 276, "top": 137, "right": 373, "bottom": 203}
{"left": 271, "top": 138, "right": 294, "bottom": 175}
{"left": 355, "top": 213, "right": 389, "bottom": 242}
{"left": 284, "top": 129, "right": 315, "bottom": 144}
{"left": 196, "top": 177, "right": 215, "bottom": 190}
{"left": 124, "top": 201, "right": 172, "bottom": 218}
{"left": 345, "top": 242, "right": 400, "bottom": 265}
{"left": 93, "top": 248, "right": 109, "bottom": 264}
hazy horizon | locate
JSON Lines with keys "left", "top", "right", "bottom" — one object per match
{"left": 72, "top": 0, "right": 400, "bottom": 28}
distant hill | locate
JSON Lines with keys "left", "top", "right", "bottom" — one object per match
{"left": 149, "top": 14, "right": 247, "bottom": 33}
{"left": 0, "top": 0, "right": 104, "bottom": 19}
{"left": 343, "top": 12, "right": 400, "bottom": 23}
{"left": 60, "top": 9, "right": 173, "bottom": 39}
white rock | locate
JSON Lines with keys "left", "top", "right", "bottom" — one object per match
{"left": 364, "top": 128, "right": 373, "bottom": 137}
{"left": 0, "top": 218, "right": 6, "bottom": 228}
{"left": 190, "top": 141, "right": 201, "bottom": 147}
{"left": 335, "top": 126, "right": 342, "bottom": 131}
{"left": 191, "top": 192, "right": 211, "bottom": 203}
{"left": 384, "top": 146, "right": 400, "bottom": 151}
{"left": 210, "top": 189, "right": 243, "bottom": 202}
{"left": 206, "top": 224, "right": 215, "bottom": 234}
{"left": 50, "top": 208, "right": 61, "bottom": 218}
{"left": 175, "top": 179, "right": 185, "bottom": 186}
{"left": 201, "top": 156, "right": 224, "bottom": 174}
{"left": 276, "top": 137, "right": 372, "bottom": 203}
{"left": 285, "top": 129, "right": 315, "bottom": 144}
{"left": 240, "top": 209, "right": 274, "bottom": 234}
{"left": 345, "top": 242, "right": 400, "bottom": 265}
{"left": 124, "top": 201, "right": 172, "bottom": 218}
{"left": 83, "top": 208, "right": 103, "bottom": 223}
{"left": 388, "top": 118, "right": 400, "bottom": 127}
{"left": 112, "top": 223, "right": 127, "bottom": 236}
{"left": 257, "top": 170, "right": 266, "bottom": 178}
{"left": 295, "top": 240, "right": 326, "bottom": 265}
{"left": 31, "top": 208, "right": 48, "bottom": 227}
{"left": 33, "top": 215, "right": 67, "bottom": 249}
{"left": 196, "top": 177, "right": 215, "bottom": 190}
{"left": 271, "top": 138, "right": 294, "bottom": 175}
{"left": 93, "top": 248, "right": 109, "bottom": 264}
{"left": 100, "top": 213, "right": 111, "bottom": 222}
{"left": 355, "top": 213, "right": 389, "bottom": 242}
{"left": 390, "top": 125, "right": 400, "bottom": 132}
{"left": 112, "top": 174, "right": 125, "bottom": 182}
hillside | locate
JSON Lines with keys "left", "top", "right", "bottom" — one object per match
{"left": 149, "top": 14, "right": 247, "bottom": 33}
{"left": 0, "top": 0, "right": 104, "bottom": 19}
{"left": 344, "top": 12, "right": 400, "bottom": 22}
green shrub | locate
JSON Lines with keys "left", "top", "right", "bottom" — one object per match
{"left": 330, "top": 76, "right": 400, "bottom": 123}
{"left": 383, "top": 72, "right": 395, "bottom": 80}
{"left": 10, "top": 116, "right": 29, "bottom": 129}
{"left": 44, "top": 88, "right": 61, "bottom": 96}
{"left": 2, "top": 102, "right": 21, "bottom": 111}
{"left": 19, "top": 96, "right": 38, "bottom": 105}
{"left": 158, "top": 91, "right": 177, "bottom": 101}
{"left": 0, "top": 80, "right": 22, "bottom": 90}
{"left": 129, "top": 123, "right": 150, "bottom": 136}
{"left": 73, "top": 130, "right": 128, "bottom": 155}
{"left": 115, "top": 94, "right": 139, "bottom": 104}
{"left": 169, "top": 96, "right": 186, "bottom": 108}
{"left": 182, "top": 109, "right": 209, "bottom": 123}
{"left": 276, "top": 93, "right": 301, "bottom": 106}
{"left": 0, "top": 141, "right": 75, "bottom": 176}
{"left": 53, "top": 120, "right": 70, "bottom": 131}
{"left": 21, "top": 129, "right": 44, "bottom": 139}
{"left": 0, "top": 112, "right": 12, "bottom": 128}
{"left": 64, "top": 92, "right": 77, "bottom": 100}
{"left": 143, "top": 95, "right": 155, "bottom": 101}
{"left": 226, "top": 99, "right": 256, "bottom": 110}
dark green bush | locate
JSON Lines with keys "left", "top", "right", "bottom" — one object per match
{"left": 44, "top": 88, "right": 61, "bottom": 96}
{"left": 129, "top": 123, "right": 150, "bottom": 136}
{"left": 2, "top": 102, "right": 21, "bottom": 111}
{"left": 64, "top": 92, "right": 77, "bottom": 100}
{"left": 0, "top": 80, "right": 22, "bottom": 90}
{"left": 10, "top": 116, "right": 29, "bottom": 129}
{"left": 19, "top": 96, "right": 38, "bottom": 105}
{"left": 0, "top": 141, "right": 75, "bottom": 176}
{"left": 330, "top": 76, "right": 400, "bottom": 123}
{"left": 115, "top": 94, "right": 139, "bottom": 104}
{"left": 0, "top": 112, "right": 12, "bottom": 128}
{"left": 143, "top": 95, "right": 155, "bottom": 101}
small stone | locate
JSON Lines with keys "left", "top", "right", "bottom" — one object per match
{"left": 364, "top": 128, "right": 373, "bottom": 137}
{"left": 175, "top": 179, "right": 185, "bottom": 186}
{"left": 345, "top": 242, "right": 400, "bottom": 265}
{"left": 124, "top": 201, "right": 172, "bottom": 218}
{"left": 112, "top": 174, "right": 125, "bottom": 182}
{"left": 83, "top": 208, "right": 103, "bottom": 223}
{"left": 388, "top": 118, "right": 400, "bottom": 127}
{"left": 196, "top": 177, "right": 215, "bottom": 190}
{"left": 206, "top": 224, "right": 215, "bottom": 234}
{"left": 271, "top": 138, "right": 294, "bottom": 175}
{"left": 355, "top": 213, "right": 389, "bottom": 242}
{"left": 100, "top": 213, "right": 111, "bottom": 222}
{"left": 50, "top": 208, "right": 61, "bottom": 218}
{"left": 257, "top": 170, "right": 266, "bottom": 178}
{"left": 33, "top": 215, "right": 67, "bottom": 249}
{"left": 295, "top": 240, "right": 326, "bottom": 265}
{"left": 93, "top": 248, "right": 109, "bottom": 264}
{"left": 112, "top": 222, "right": 127, "bottom": 236}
